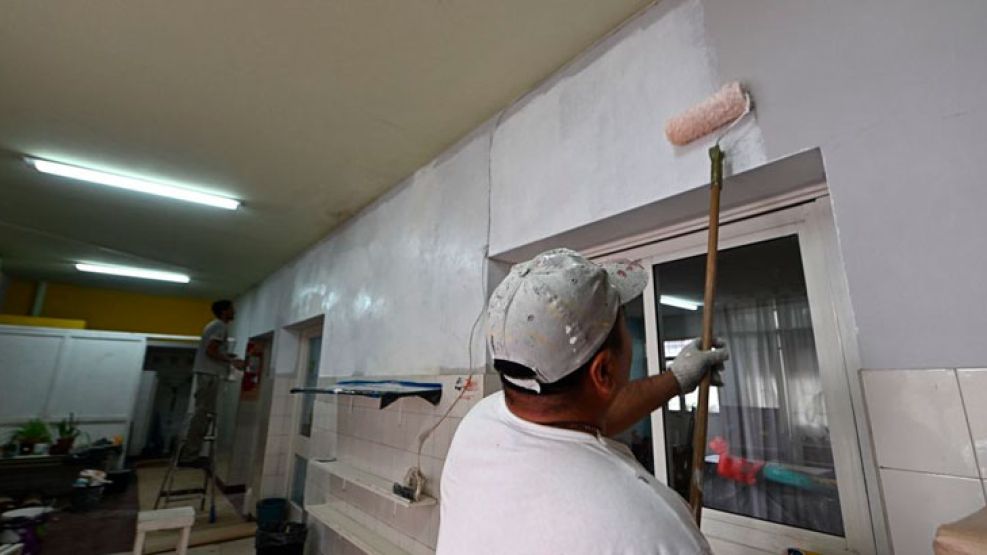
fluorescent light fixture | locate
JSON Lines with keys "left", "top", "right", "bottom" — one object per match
{"left": 76, "top": 263, "right": 190, "bottom": 284}
{"left": 26, "top": 157, "right": 240, "bottom": 210}
{"left": 660, "top": 295, "right": 701, "bottom": 311}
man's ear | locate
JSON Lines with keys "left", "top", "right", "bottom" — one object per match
{"left": 586, "top": 349, "right": 616, "bottom": 398}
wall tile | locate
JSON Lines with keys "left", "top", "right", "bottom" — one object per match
{"left": 304, "top": 518, "right": 326, "bottom": 555}
{"left": 392, "top": 504, "right": 431, "bottom": 543}
{"left": 862, "top": 369, "right": 979, "bottom": 477}
{"left": 880, "top": 468, "right": 985, "bottom": 555}
{"left": 397, "top": 412, "right": 423, "bottom": 453}
{"left": 337, "top": 403, "right": 352, "bottom": 436}
{"left": 380, "top": 413, "right": 401, "bottom": 449}
{"left": 958, "top": 369, "right": 987, "bottom": 478}
{"left": 417, "top": 416, "right": 440, "bottom": 459}
{"left": 304, "top": 472, "right": 325, "bottom": 507}
{"left": 261, "top": 473, "right": 287, "bottom": 498}
{"left": 311, "top": 433, "right": 335, "bottom": 461}
{"left": 367, "top": 441, "right": 387, "bottom": 478}
{"left": 263, "top": 452, "right": 279, "bottom": 475}
{"left": 355, "top": 437, "right": 373, "bottom": 467}
{"left": 373, "top": 409, "right": 390, "bottom": 443}
{"left": 434, "top": 417, "right": 460, "bottom": 459}
{"left": 296, "top": 373, "right": 482, "bottom": 554}
{"left": 420, "top": 456, "right": 445, "bottom": 498}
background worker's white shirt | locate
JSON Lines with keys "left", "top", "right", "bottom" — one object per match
{"left": 438, "top": 391, "right": 711, "bottom": 555}
{"left": 193, "top": 319, "right": 229, "bottom": 376}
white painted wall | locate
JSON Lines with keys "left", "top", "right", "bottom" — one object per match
{"left": 489, "top": 0, "right": 767, "bottom": 256}
{"left": 232, "top": 1, "right": 987, "bottom": 552}
{"left": 231, "top": 125, "right": 491, "bottom": 377}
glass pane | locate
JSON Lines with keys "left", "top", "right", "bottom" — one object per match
{"left": 613, "top": 295, "right": 654, "bottom": 474}
{"left": 291, "top": 454, "right": 307, "bottom": 506}
{"left": 299, "top": 335, "right": 322, "bottom": 437}
{"left": 654, "top": 235, "right": 844, "bottom": 536}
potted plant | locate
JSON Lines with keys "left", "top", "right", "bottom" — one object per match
{"left": 13, "top": 418, "right": 53, "bottom": 455}
{"left": 50, "top": 413, "right": 81, "bottom": 455}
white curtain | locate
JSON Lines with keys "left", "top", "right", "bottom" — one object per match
{"left": 704, "top": 294, "right": 843, "bottom": 535}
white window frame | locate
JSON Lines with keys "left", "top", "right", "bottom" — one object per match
{"left": 287, "top": 325, "right": 322, "bottom": 514}
{"left": 596, "top": 192, "right": 877, "bottom": 555}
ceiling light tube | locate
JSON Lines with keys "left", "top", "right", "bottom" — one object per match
{"left": 76, "top": 263, "right": 190, "bottom": 283}
{"left": 26, "top": 157, "right": 240, "bottom": 210}
{"left": 660, "top": 295, "right": 701, "bottom": 311}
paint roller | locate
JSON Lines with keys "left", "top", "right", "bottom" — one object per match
{"left": 664, "top": 82, "right": 750, "bottom": 146}
{"left": 663, "top": 81, "right": 752, "bottom": 525}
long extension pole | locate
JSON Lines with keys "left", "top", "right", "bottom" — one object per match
{"left": 688, "top": 144, "right": 724, "bottom": 524}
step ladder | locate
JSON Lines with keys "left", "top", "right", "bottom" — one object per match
{"left": 154, "top": 412, "right": 218, "bottom": 523}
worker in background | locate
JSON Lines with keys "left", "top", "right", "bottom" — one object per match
{"left": 438, "top": 249, "right": 728, "bottom": 554}
{"left": 179, "top": 299, "right": 245, "bottom": 466}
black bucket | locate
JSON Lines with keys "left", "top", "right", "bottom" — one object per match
{"left": 255, "top": 497, "right": 288, "bottom": 530}
{"left": 104, "top": 469, "right": 132, "bottom": 495}
{"left": 255, "top": 521, "right": 307, "bottom": 555}
{"left": 70, "top": 484, "right": 104, "bottom": 512}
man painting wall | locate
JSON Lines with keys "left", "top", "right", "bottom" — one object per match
{"left": 179, "top": 299, "right": 246, "bottom": 465}
{"left": 438, "top": 249, "right": 728, "bottom": 553}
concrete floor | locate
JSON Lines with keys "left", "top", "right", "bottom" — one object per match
{"left": 43, "top": 480, "right": 139, "bottom": 555}
{"left": 161, "top": 537, "right": 254, "bottom": 554}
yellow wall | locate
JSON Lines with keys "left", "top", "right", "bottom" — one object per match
{"left": 0, "top": 314, "right": 86, "bottom": 329}
{"left": 3, "top": 278, "right": 35, "bottom": 315}
{"left": 1, "top": 278, "right": 214, "bottom": 335}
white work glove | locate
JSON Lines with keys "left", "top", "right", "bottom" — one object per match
{"left": 669, "top": 338, "right": 730, "bottom": 393}
{"left": 226, "top": 362, "right": 245, "bottom": 382}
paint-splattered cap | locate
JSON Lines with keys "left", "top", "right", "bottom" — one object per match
{"left": 486, "top": 248, "right": 647, "bottom": 392}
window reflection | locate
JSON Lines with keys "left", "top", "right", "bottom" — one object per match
{"left": 654, "top": 235, "right": 844, "bottom": 536}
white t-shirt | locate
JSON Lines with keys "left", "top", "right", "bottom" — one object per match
{"left": 193, "top": 319, "right": 229, "bottom": 376}
{"left": 437, "top": 391, "right": 711, "bottom": 555}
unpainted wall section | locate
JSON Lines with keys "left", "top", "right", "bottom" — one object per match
{"left": 702, "top": 0, "right": 987, "bottom": 370}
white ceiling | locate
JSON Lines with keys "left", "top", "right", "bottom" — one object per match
{"left": 0, "top": 0, "right": 651, "bottom": 298}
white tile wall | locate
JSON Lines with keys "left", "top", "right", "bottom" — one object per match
{"left": 880, "top": 469, "right": 985, "bottom": 555}
{"left": 863, "top": 368, "right": 987, "bottom": 554}
{"left": 957, "top": 369, "right": 987, "bottom": 477}
{"left": 301, "top": 374, "right": 489, "bottom": 554}
{"left": 327, "top": 530, "right": 365, "bottom": 555}
{"left": 259, "top": 375, "right": 297, "bottom": 498}
{"left": 304, "top": 463, "right": 331, "bottom": 526}
{"left": 862, "top": 369, "right": 979, "bottom": 478}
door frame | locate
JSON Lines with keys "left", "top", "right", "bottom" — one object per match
{"left": 287, "top": 324, "right": 322, "bottom": 513}
{"left": 244, "top": 332, "right": 273, "bottom": 516}
{"left": 595, "top": 194, "right": 879, "bottom": 554}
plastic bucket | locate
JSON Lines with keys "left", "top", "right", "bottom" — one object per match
{"left": 256, "top": 497, "right": 288, "bottom": 530}
{"left": 256, "top": 522, "right": 307, "bottom": 555}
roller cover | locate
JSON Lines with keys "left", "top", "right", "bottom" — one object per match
{"left": 665, "top": 82, "right": 747, "bottom": 146}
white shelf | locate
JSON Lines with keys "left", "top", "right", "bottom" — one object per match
{"left": 313, "top": 460, "right": 437, "bottom": 508}
{"left": 307, "top": 502, "right": 412, "bottom": 555}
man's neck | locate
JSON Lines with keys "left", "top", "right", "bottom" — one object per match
{"left": 504, "top": 391, "right": 604, "bottom": 435}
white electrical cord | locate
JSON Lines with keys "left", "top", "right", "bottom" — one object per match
{"left": 402, "top": 108, "right": 506, "bottom": 499}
